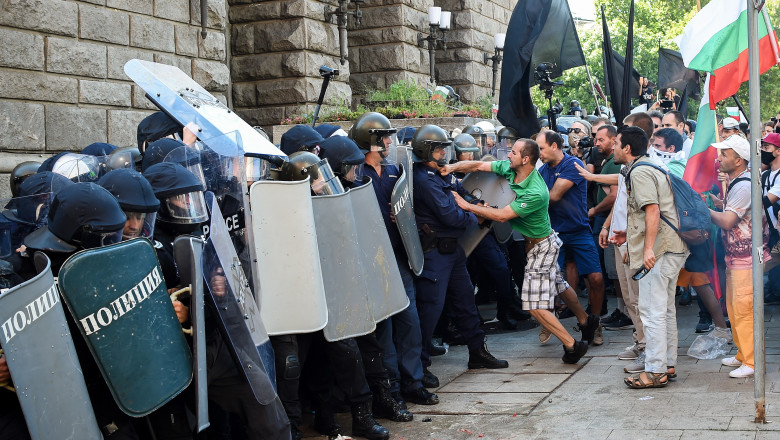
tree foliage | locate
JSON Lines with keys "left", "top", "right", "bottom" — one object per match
{"left": 530, "top": 0, "right": 780, "bottom": 122}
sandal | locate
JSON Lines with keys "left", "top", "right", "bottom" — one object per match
{"left": 624, "top": 372, "right": 668, "bottom": 389}
{"left": 667, "top": 366, "right": 677, "bottom": 379}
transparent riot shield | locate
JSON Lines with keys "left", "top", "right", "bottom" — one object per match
{"left": 202, "top": 214, "right": 277, "bottom": 405}
{"left": 387, "top": 146, "right": 423, "bottom": 275}
{"left": 458, "top": 171, "right": 516, "bottom": 257}
{"left": 172, "top": 236, "right": 209, "bottom": 434}
{"left": 123, "top": 59, "right": 284, "bottom": 158}
{"left": 312, "top": 192, "right": 375, "bottom": 341}
{"left": 348, "top": 180, "right": 410, "bottom": 322}
{"left": 0, "top": 253, "right": 102, "bottom": 439}
{"left": 249, "top": 179, "right": 328, "bottom": 335}
{"left": 1, "top": 193, "right": 54, "bottom": 253}
{"left": 58, "top": 239, "right": 193, "bottom": 417}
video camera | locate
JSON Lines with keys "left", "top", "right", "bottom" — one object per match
{"left": 535, "top": 63, "right": 563, "bottom": 93}
{"left": 319, "top": 65, "right": 339, "bottom": 78}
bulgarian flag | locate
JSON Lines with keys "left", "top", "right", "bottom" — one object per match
{"left": 675, "top": 0, "right": 780, "bottom": 109}
{"left": 683, "top": 74, "right": 719, "bottom": 194}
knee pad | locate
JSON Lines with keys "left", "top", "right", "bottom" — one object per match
{"left": 284, "top": 354, "right": 300, "bottom": 380}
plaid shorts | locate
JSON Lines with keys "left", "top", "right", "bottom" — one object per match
{"left": 522, "top": 232, "right": 570, "bottom": 311}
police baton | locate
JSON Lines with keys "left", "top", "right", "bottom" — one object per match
{"left": 312, "top": 65, "right": 339, "bottom": 127}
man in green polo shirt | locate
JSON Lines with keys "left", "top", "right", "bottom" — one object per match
{"left": 443, "top": 138, "right": 596, "bottom": 364}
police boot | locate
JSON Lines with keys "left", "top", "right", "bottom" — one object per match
{"left": 351, "top": 401, "right": 390, "bottom": 440}
{"left": 468, "top": 340, "right": 509, "bottom": 369}
{"left": 314, "top": 406, "right": 343, "bottom": 438}
{"left": 371, "top": 381, "right": 413, "bottom": 422}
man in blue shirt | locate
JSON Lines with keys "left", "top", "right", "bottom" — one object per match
{"left": 538, "top": 130, "right": 604, "bottom": 345}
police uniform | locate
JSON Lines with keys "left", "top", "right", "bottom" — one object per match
{"left": 412, "top": 163, "right": 485, "bottom": 368}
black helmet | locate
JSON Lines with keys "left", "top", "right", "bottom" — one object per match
{"left": 82, "top": 142, "right": 118, "bottom": 157}
{"left": 137, "top": 111, "right": 184, "bottom": 154}
{"left": 319, "top": 136, "right": 365, "bottom": 182}
{"left": 141, "top": 138, "right": 187, "bottom": 172}
{"left": 497, "top": 126, "right": 519, "bottom": 143}
{"left": 278, "top": 151, "right": 344, "bottom": 195}
{"left": 24, "top": 182, "right": 127, "bottom": 252}
{"left": 107, "top": 146, "right": 142, "bottom": 171}
{"left": 350, "top": 112, "right": 397, "bottom": 154}
{"left": 143, "top": 163, "right": 208, "bottom": 226}
{"left": 2, "top": 171, "right": 73, "bottom": 229}
{"left": 280, "top": 125, "right": 324, "bottom": 156}
{"left": 10, "top": 161, "right": 41, "bottom": 197}
{"left": 453, "top": 134, "right": 480, "bottom": 156}
{"left": 462, "top": 125, "right": 487, "bottom": 149}
{"left": 99, "top": 169, "right": 160, "bottom": 239}
{"left": 411, "top": 125, "right": 452, "bottom": 167}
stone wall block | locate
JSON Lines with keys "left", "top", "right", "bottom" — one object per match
{"left": 231, "top": 82, "right": 257, "bottom": 107}
{"left": 0, "top": 28, "right": 44, "bottom": 71}
{"left": 358, "top": 5, "right": 403, "bottom": 28}
{"left": 235, "top": 106, "right": 285, "bottom": 127}
{"left": 254, "top": 18, "right": 306, "bottom": 52}
{"left": 306, "top": 20, "right": 339, "bottom": 55}
{"left": 231, "top": 54, "right": 283, "bottom": 81}
{"left": 0, "top": 0, "right": 78, "bottom": 37}
{"left": 436, "top": 62, "right": 472, "bottom": 84}
{"left": 131, "top": 15, "right": 176, "bottom": 52}
{"left": 47, "top": 37, "right": 107, "bottom": 78}
{"left": 108, "top": 109, "right": 152, "bottom": 148}
{"left": 132, "top": 85, "right": 160, "bottom": 110}
{"left": 0, "top": 71, "right": 78, "bottom": 103}
{"left": 175, "top": 24, "right": 199, "bottom": 57}
{"left": 0, "top": 101, "right": 46, "bottom": 151}
{"left": 191, "top": 0, "right": 227, "bottom": 30}
{"left": 45, "top": 105, "right": 107, "bottom": 151}
{"left": 193, "top": 59, "right": 230, "bottom": 91}
{"left": 281, "top": 0, "right": 308, "bottom": 18}
{"left": 108, "top": 46, "right": 154, "bottom": 80}
{"left": 79, "top": 80, "right": 132, "bottom": 107}
{"left": 358, "top": 45, "right": 405, "bottom": 72}
{"left": 79, "top": 4, "right": 130, "bottom": 45}
{"left": 107, "top": 0, "right": 153, "bottom": 15}
{"left": 154, "top": 54, "right": 193, "bottom": 77}
{"left": 199, "top": 31, "right": 227, "bottom": 61}
{"left": 228, "top": 3, "right": 281, "bottom": 23}
{"left": 255, "top": 77, "right": 316, "bottom": 105}
{"left": 231, "top": 24, "right": 254, "bottom": 55}
{"left": 155, "top": 0, "right": 190, "bottom": 22}
{"left": 348, "top": 28, "right": 385, "bottom": 47}
{"left": 281, "top": 52, "right": 306, "bottom": 77}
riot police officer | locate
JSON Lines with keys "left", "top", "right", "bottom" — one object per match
{"left": 9, "top": 162, "right": 41, "bottom": 198}
{"left": 279, "top": 124, "right": 324, "bottom": 156}
{"left": 98, "top": 168, "right": 160, "bottom": 240}
{"left": 411, "top": 125, "right": 509, "bottom": 383}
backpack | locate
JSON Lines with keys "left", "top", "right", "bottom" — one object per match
{"left": 626, "top": 162, "right": 712, "bottom": 245}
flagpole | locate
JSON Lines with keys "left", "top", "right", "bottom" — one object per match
{"left": 762, "top": 9, "right": 780, "bottom": 64}
{"left": 747, "top": 0, "right": 766, "bottom": 424}
{"left": 584, "top": 64, "right": 602, "bottom": 116}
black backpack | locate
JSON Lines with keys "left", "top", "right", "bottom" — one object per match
{"left": 626, "top": 162, "right": 712, "bottom": 245}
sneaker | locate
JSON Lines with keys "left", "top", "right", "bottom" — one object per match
{"left": 722, "top": 356, "right": 742, "bottom": 367}
{"left": 539, "top": 326, "right": 552, "bottom": 345}
{"left": 592, "top": 324, "right": 603, "bottom": 346}
{"left": 710, "top": 326, "right": 733, "bottom": 344}
{"left": 603, "top": 312, "right": 634, "bottom": 330}
{"left": 624, "top": 351, "right": 646, "bottom": 373}
{"left": 765, "top": 293, "right": 780, "bottom": 305}
{"left": 601, "top": 308, "right": 622, "bottom": 326}
{"left": 695, "top": 312, "right": 714, "bottom": 333}
{"left": 618, "top": 344, "right": 643, "bottom": 360}
{"left": 729, "top": 365, "right": 754, "bottom": 378}
{"left": 562, "top": 341, "right": 588, "bottom": 364}
{"left": 679, "top": 288, "right": 692, "bottom": 306}
{"left": 577, "top": 314, "right": 600, "bottom": 343}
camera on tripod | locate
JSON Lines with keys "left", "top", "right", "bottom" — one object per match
{"left": 535, "top": 63, "right": 564, "bottom": 92}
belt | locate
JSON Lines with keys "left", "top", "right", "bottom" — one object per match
{"left": 524, "top": 232, "right": 553, "bottom": 252}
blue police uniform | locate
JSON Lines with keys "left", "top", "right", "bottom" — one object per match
{"left": 360, "top": 162, "right": 426, "bottom": 394}
{"left": 412, "top": 162, "right": 485, "bottom": 368}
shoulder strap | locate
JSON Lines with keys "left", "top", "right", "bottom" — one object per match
{"left": 626, "top": 161, "right": 679, "bottom": 233}
{"left": 727, "top": 176, "right": 750, "bottom": 194}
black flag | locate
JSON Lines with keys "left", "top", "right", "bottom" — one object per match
{"left": 529, "top": 0, "right": 586, "bottom": 86}
{"left": 619, "top": 0, "right": 635, "bottom": 124}
{"left": 601, "top": 5, "right": 618, "bottom": 116}
{"left": 497, "top": 1, "right": 552, "bottom": 137}
{"left": 602, "top": 4, "right": 638, "bottom": 125}
{"left": 604, "top": 51, "right": 640, "bottom": 99}
{"left": 657, "top": 48, "right": 701, "bottom": 100}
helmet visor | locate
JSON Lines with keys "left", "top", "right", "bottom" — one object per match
{"left": 310, "top": 159, "right": 345, "bottom": 195}
{"left": 163, "top": 191, "right": 209, "bottom": 224}
{"left": 493, "top": 138, "right": 516, "bottom": 160}
{"left": 107, "top": 149, "right": 138, "bottom": 171}
{"left": 245, "top": 157, "right": 271, "bottom": 183}
{"left": 341, "top": 163, "right": 361, "bottom": 183}
{"left": 164, "top": 146, "right": 207, "bottom": 188}
{"left": 123, "top": 211, "right": 156, "bottom": 240}
{"left": 469, "top": 133, "right": 487, "bottom": 149}
{"left": 52, "top": 154, "right": 102, "bottom": 182}
{"left": 80, "top": 228, "right": 124, "bottom": 249}
{"left": 369, "top": 129, "right": 398, "bottom": 152}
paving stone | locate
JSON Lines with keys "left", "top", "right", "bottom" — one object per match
{"left": 681, "top": 430, "right": 757, "bottom": 439}
{"left": 607, "top": 430, "right": 684, "bottom": 440}
{"left": 411, "top": 392, "right": 546, "bottom": 415}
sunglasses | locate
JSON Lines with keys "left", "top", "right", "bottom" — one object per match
{"left": 567, "top": 128, "right": 584, "bottom": 134}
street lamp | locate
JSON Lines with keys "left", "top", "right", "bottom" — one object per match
{"left": 417, "top": 7, "right": 451, "bottom": 83}
{"left": 324, "top": 0, "right": 364, "bottom": 65}
{"left": 484, "top": 33, "right": 505, "bottom": 96}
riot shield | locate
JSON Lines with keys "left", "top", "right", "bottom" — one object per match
{"left": 388, "top": 146, "right": 423, "bottom": 275}
{"left": 0, "top": 253, "right": 102, "bottom": 439}
{"left": 349, "top": 180, "right": 410, "bottom": 322}
{"left": 58, "top": 239, "right": 193, "bottom": 417}
{"left": 458, "top": 171, "right": 516, "bottom": 257}
{"left": 205, "top": 192, "right": 268, "bottom": 346}
{"left": 202, "top": 230, "right": 277, "bottom": 405}
{"left": 249, "top": 179, "right": 328, "bottom": 335}
{"left": 172, "top": 236, "right": 209, "bottom": 434}
{"left": 312, "top": 192, "right": 375, "bottom": 341}
{"left": 123, "top": 59, "right": 284, "bottom": 158}
{"left": 493, "top": 221, "right": 514, "bottom": 244}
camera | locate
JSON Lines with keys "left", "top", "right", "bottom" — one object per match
{"left": 579, "top": 136, "right": 594, "bottom": 150}
{"left": 534, "top": 63, "right": 563, "bottom": 92}
{"left": 319, "top": 65, "right": 339, "bottom": 78}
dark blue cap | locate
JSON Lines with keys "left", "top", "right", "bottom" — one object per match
{"left": 98, "top": 169, "right": 160, "bottom": 213}
{"left": 141, "top": 138, "right": 187, "bottom": 172}
{"left": 137, "top": 112, "right": 183, "bottom": 152}
{"left": 320, "top": 136, "right": 365, "bottom": 169}
{"left": 396, "top": 127, "right": 416, "bottom": 144}
{"left": 82, "top": 142, "right": 118, "bottom": 156}
{"left": 280, "top": 125, "right": 324, "bottom": 156}
{"left": 313, "top": 124, "right": 342, "bottom": 138}
{"left": 143, "top": 162, "right": 204, "bottom": 199}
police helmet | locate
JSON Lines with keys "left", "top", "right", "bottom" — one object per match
{"left": 3, "top": 172, "right": 74, "bottom": 227}
{"left": 10, "top": 161, "right": 41, "bottom": 197}
{"left": 411, "top": 125, "right": 452, "bottom": 167}
{"left": 141, "top": 138, "right": 188, "bottom": 172}
{"left": 313, "top": 124, "right": 346, "bottom": 138}
{"left": 497, "top": 127, "right": 519, "bottom": 143}
{"left": 137, "top": 111, "right": 184, "bottom": 154}
{"left": 50, "top": 153, "right": 102, "bottom": 182}
{"left": 24, "top": 182, "right": 127, "bottom": 252}
{"left": 107, "top": 146, "right": 142, "bottom": 171}
{"left": 462, "top": 125, "right": 487, "bottom": 148}
{"left": 143, "top": 163, "right": 208, "bottom": 226}
{"left": 280, "top": 125, "right": 324, "bottom": 156}
{"left": 475, "top": 121, "right": 496, "bottom": 134}
{"left": 350, "top": 112, "right": 397, "bottom": 154}
{"left": 453, "top": 134, "right": 480, "bottom": 156}
{"left": 82, "top": 142, "right": 118, "bottom": 157}
{"left": 319, "top": 136, "right": 365, "bottom": 182}
{"left": 277, "top": 151, "right": 344, "bottom": 195}
{"left": 99, "top": 169, "right": 160, "bottom": 239}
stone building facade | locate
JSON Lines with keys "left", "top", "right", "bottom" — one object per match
{"left": 0, "top": 0, "right": 516, "bottom": 197}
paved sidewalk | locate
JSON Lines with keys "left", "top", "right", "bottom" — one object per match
{"left": 303, "top": 301, "right": 780, "bottom": 439}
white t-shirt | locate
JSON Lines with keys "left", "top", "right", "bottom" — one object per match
{"left": 610, "top": 174, "right": 628, "bottom": 233}
{"left": 763, "top": 168, "right": 780, "bottom": 230}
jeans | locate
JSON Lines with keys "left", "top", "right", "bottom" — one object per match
{"left": 638, "top": 252, "right": 687, "bottom": 373}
